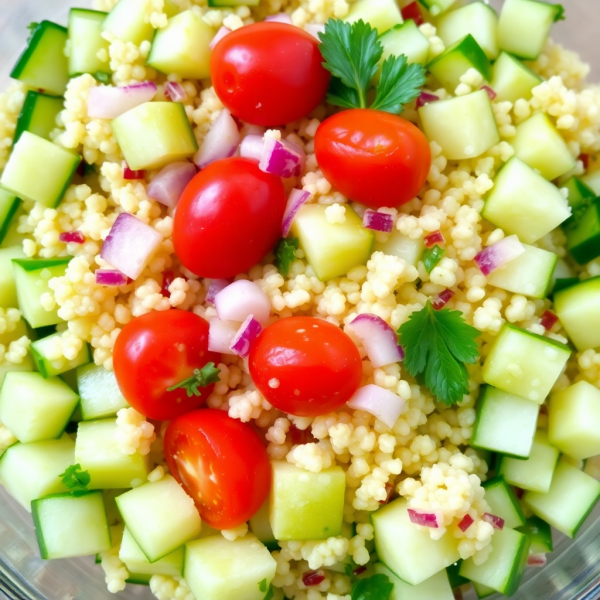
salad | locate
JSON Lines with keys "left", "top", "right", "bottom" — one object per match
{"left": 0, "top": 0, "right": 600, "bottom": 599}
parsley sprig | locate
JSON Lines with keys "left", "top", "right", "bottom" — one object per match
{"left": 59, "top": 464, "right": 91, "bottom": 497}
{"left": 167, "top": 362, "right": 221, "bottom": 397}
{"left": 319, "top": 19, "right": 427, "bottom": 114}
{"left": 351, "top": 574, "right": 394, "bottom": 600}
{"left": 398, "top": 302, "right": 479, "bottom": 406}
{"left": 274, "top": 237, "right": 299, "bottom": 277}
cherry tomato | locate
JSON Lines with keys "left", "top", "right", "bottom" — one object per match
{"left": 211, "top": 22, "right": 331, "bottom": 126}
{"left": 173, "top": 157, "right": 286, "bottom": 279}
{"left": 314, "top": 109, "right": 431, "bottom": 209}
{"left": 164, "top": 409, "right": 271, "bottom": 529}
{"left": 249, "top": 316, "right": 362, "bottom": 416}
{"left": 113, "top": 310, "right": 219, "bottom": 421}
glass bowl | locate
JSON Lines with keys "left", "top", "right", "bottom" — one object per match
{"left": 1, "top": 1, "right": 599, "bottom": 599}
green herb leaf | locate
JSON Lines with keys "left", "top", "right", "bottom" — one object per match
{"left": 327, "top": 76, "right": 363, "bottom": 109}
{"left": 94, "top": 71, "right": 111, "bottom": 85}
{"left": 59, "top": 464, "right": 91, "bottom": 497}
{"left": 351, "top": 574, "right": 394, "bottom": 600}
{"left": 397, "top": 302, "right": 479, "bottom": 406}
{"left": 27, "top": 22, "right": 39, "bottom": 42}
{"left": 554, "top": 4, "right": 566, "bottom": 21}
{"left": 422, "top": 245, "right": 445, "bottom": 273}
{"left": 258, "top": 579, "right": 267, "bottom": 593}
{"left": 263, "top": 584, "right": 274, "bottom": 600}
{"left": 274, "top": 237, "right": 299, "bottom": 277}
{"left": 166, "top": 362, "right": 220, "bottom": 397}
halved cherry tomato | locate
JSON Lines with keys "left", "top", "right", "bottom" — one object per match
{"left": 211, "top": 22, "right": 331, "bottom": 126}
{"left": 113, "top": 310, "right": 219, "bottom": 421}
{"left": 164, "top": 409, "right": 271, "bottom": 529}
{"left": 249, "top": 316, "right": 362, "bottom": 416}
{"left": 314, "top": 108, "right": 431, "bottom": 209}
{"left": 173, "top": 157, "right": 286, "bottom": 279}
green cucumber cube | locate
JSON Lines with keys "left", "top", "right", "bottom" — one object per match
{"left": 472, "top": 386, "right": 539, "bottom": 459}
{"left": 524, "top": 459, "right": 600, "bottom": 538}
{"left": 0, "top": 205, "right": 27, "bottom": 250}
{"left": 14, "top": 91, "right": 64, "bottom": 144}
{"left": 344, "top": 0, "right": 403, "bottom": 34}
{"left": 0, "top": 245, "right": 25, "bottom": 307}
{"left": 419, "top": 90, "right": 499, "bottom": 160}
{"left": 374, "top": 563, "right": 454, "bottom": 600}
{"left": 32, "top": 491, "right": 112, "bottom": 559}
{"left": 473, "top": 582, "right": 496, "bottom": 599}
{"left": 482, "top": 324, "right": 570, "bottom": 404}
{"left": 417, "top": 0, "right": 457, "bottom": 18}
{"left": 0, "top": 132, "right": 80, "bottom": 207}
{"left": 77, "top": 362, "right": 129, "bottom": 420}
{"left": 270, "top": 461, "right": 345, "bottom": 540}
{"left": 482, "top": 158, "right": 571, "bottom": 244}
{"left": 562, "top": 176, "right": 596, "bottom": 230}
{"left": 119, "top": 527, "right": 184, "bottom": 577}
{"left": 482, "top": 476, "right": 526, "bottom": 529}
{"left": 0, "top": 356, "right": 35, "bottom": 388}
{"left": 490, "top": 52, "right": 542, "bottom": 103}
{"left": 373, "top": 230, "right": 424, "bottom": 267}
{"left": 486, "top": 243, "right": 557, "bottom": 299}
{"left": 68, "top": 9, "right": 111, "bottom": 77}
{"left": 75, "top": 418, "right": 149, "bottom": 489}
{"left": 249, "top": 499, "right": 276, "bottom": 547}
{"left": 0, "top": 372, "right": 79, "bottom": 443}
{"left": 184, "top": 535, "right": 277, "bottom": 600}
{"left": 566, "top": 202, "right": 600, "bottom": 265}
{"left": 516, "top": 516, "right": 553, "bottom": 554}
{"left": 291, "top": 204, "right": 374, "bottom": 282}
{"left": 378, "top": 21, "right": 430, "bottom": 71}
{"left": 147, "top": 10, "right": 215, "bottom": 80}
{"left": 582, "top": 170, "right": 600, "bottom": 195}
{"left": 498, "top": 431, "right": 560, "bottom": 493}
{"left": 208, "top": 0, "right": 259, "bottom": 6}
{"left": 0, "top": 191, "right": 20, "bottom": 248}
{"left": 116, "top": 474, "right": 202, "bottom": 562}
{"left": 31, "top": 332, "right": 91, "bottom": 378}
{"left": 0, "top": 435, "right": 74, "bottom": 511}
{"left": 549, "top": 380, "right": 600, "bottom": 460}
{"left": 111, "top": 102, "right": 198, "bottom": 171}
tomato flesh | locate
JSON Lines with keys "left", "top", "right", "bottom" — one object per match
{"left": 164, "top": 409, "right": 271, "bottom": 529}
{"left": 249, "top": 316, "right": 363, "bottom": 416}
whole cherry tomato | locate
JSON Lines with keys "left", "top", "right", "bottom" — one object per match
{"left": 173, "top": 157, "right": 286, "bottom": 279}
{"left": 164, "top": 409, "right": 271, "bottom": 529}
{"left": 113, "top": 310, "right": 219, "bottom": 421}
{"left": 211, "top": 22, "right": 330, "bottom": 126}
{"left": 249, "top": 316, "right": 362, "bottom": 416}
{"left": 314, "top": 109, "right": 431, "bottom": 209}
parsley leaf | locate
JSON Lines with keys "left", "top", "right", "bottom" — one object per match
{"left": 554, "top": 4, "right": 566, "bottom": 21}
{"left": 397, "top": 302, "right": 479, "bottom": 406}
{"left": 94, "top": 71, "right": 111, "bottom": 85}
{"left": 422, "top": 245, "right": 445, "bottom": 273}
{"left": 258, "top": 579, "right": 267, "bottom": 593}
{"left": 274, "top": 237, "right": 299, "bottom": 277}
{"left": 327, "top": 76, "right": 362, "bottom": 109}
{"left": 166, "top": 362, "right": 221, "bottom": 397}
{"left": 27, "top": 22, "right": 39, "bottom": 42}
{"left": 351, "top": 574, "right": 394, "bottom": 600}
{"left": 59, "top": 464, "right": 91, "bottom": 497}
{"left": 263, "top": 584, "right": 274, "bottom": 600}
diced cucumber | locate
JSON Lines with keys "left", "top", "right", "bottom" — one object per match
{"left": 489, "top": 52, "right": 542, "bottom": 103}
{"left": 14, "top": 91, "right": 63, "bottom": 145}
{"left": 562, "top": 176, "right": 597, "bottom": 230}
{"left": 373, "top": 230, "right": 424, "bottom": 267}
{"left": 374, "top": 563, "right": 454, "bottom": 600}
{"left": 344, "top": 0, "right": 403, "bottom": 34}
{"left": 0, "top": 435, "right": 74, "bottom": 511}
{"left": 371, "top": 498, "right": 460, "bottom": 586}
{"left": 0, "top": 356, "right": 35, "bottom": 389}
{"left": 524, "top": 459, "right": 600, "bottom": 538}
{"left": 208, "top": 0, "right": 259, "bottom": 6}
{"left": 472, "top": 582, "right": 495, "bottom": 599}
{"left": 482, "top": 158, "right": 571, "bottom": 244}
{"left": 0, "top": 245, "right": 25, "bottom": 307}
{"left": 582, "top": 170, "right": 600, "bottom": 195}
{"left": 459, "top": 527, "right": 529, "bottom": 596}
{"left": 32, "top": 491, "right": 111, "bottom": 559}
{"left": 419, "top": 90, "right": 499, "bottom": 160}
{"left": 428, "top": 35, "right": 491, "bottom": 92}
{"left": 76, "top": 362, "right": 129, "bottom": 420}
{"left": 75, "top": 418, "right": 149, "bottom": 489}
{"left": 0, "top": 206, "right": 27, "bottom": 250}
{"left": 482, "top": 476, "right": 526, "bottom": 529}
{"left": 482, "top": 324, "right": 570, "bottom": 404}
{"left": 417, "top": 0, "right": 457, "bottom": 18}
{"left": 270, "top": 461, "right": 345, "bottom": 540}
{"left": 184, "top": 535, "right": 277, "bottom": 600}
{"left": 68, "top": 9, "right": 111, "bottom": 78}
{"left": 0, "top": 132, "right": 80, "bottom": 207}
{"left": 472, "top": 386, "right": 539, "bottom": 459}
{"left": 378, "top": 21, "right": 430, "bottom": 71}
{"left": 554, "top": 277, "right": 600, "bottom": 351}
{"left": 249, "top": 499, "right": 277, "bottom": 548}
{"left": 10, "top": 21, "right": 69, "bottom": 96}
{"left": 486, "top": 244, "right": 557, "bottom": 299}
{"left": 31, "top": 332, "right": 91, "bottom": 378}
{"left": 516, "top": 516, "right": 553, "bottom": 554}
{"left": 565, "top": 202, "right": 600, "bottom": 265}
{"left": 291, "top": 204, "right": 374, "bottom": 282}
{"left": 0, "top": 318, "right": 28, "bottom": 349}
{"left": 498, "top": 431, "right": 560, "bottom": 493}
{"left": 0, "top": 372, "right": 79, "bottom": 443}
{"left": 498, "top": 0, "right": 563, "bottom": 60}
{"left": 549, "top": 380, "right": 600, "bottom": 460}
{"left": 111, "top": 102, "right": 198, "bottom": 171}
{"left": 147, "top": 10, "right": 215, "bottom": 80}
{"left": 436, "top": 2, "right": 499, "bottom": 60}
{"left": 12, "top": 258, "right": 70, "bottom": 328}
{"left": 126, "top": 574, "right": 152, "bottom": 585}
{"left": 119, "top": 527, "right": 184, "bottom": 578}
{"left": 0, "top": 192, "right": 20, "bottom": 251}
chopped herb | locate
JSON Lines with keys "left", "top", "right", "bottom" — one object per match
{"left": 27, "top": 22, "right": 39, "bottom": 42}
{"left": 263, "top": 583, "right": 274, "bottom": 600}
{"left": 258, "top": 579, "right": 267, "bottom": 593}
{"left": 274, "top": 237, "right": 299, "bottom": 277}
{"left": 166, "top": 362, "right": 220, "bottom": 397}
{"left": 59, "top": 464, "right": 91, "bottom": 497}
{"left": 554, "top": 4, "right": 566, "bottom": 21}
{"left": 94, "top": 71, "right": 111, "bottom": 85}
{"left": 351, "top": 574, "right": 394, "bottom": 600}
{"left": 422, "top": 245, "right": 445, "bottom": 273}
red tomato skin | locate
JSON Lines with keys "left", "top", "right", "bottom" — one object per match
{"left": 314, "top": 109, "right": 432, "bottom": 209}
{"left": 249, "top": 316, "right": 362, "bottom": 417}
{"left": 164, "top": 409, "right": 271, "bottom": 529}
{"left": 113, "top": 310, "right": 219, "bottom": 421}
{"left": 211, "top": 23, "right": 331, "bottom": 126}
{"left": 173, "top": 157, "right": 286, "bottom": 279}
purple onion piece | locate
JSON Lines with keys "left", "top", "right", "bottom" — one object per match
{"left": 87, "top": 81, "right": 158, "bottom": 119}
{"left": 362, "top": 209, "right": 394, "bottom": 233}
{"left": 239, "top": 135, "right": 264, "bottom": 162}
{"left": 59, "top": 231, "right": 85, "bottom": 244}
{"left": 346, "top": 384, "right": 405, "bottom": 429}
{"left": 265, "top": 13, "right": 293, "bottom": 24}
{"left": 147, "top": 162, "right": 197, "bottom": 208}
{"left": 408, "top": 509, "right": 441, "bottom": 528}
{"left": 416, "top": 92, "right": 440, "bottom": 109}
{"left": 209, "top": 25, "right": 231, "bottom": 51}
{"left": 474, "top": 235, "right": 525, "bottom": 276}
{"left": 282, "top": 188, "right": 310, "bottom": 236}
{"left": 259, "top": 137, "right": 305, "bottom": 179}
{"left": 349, "top": 313, "right": 404, "bottom": 368}
{"left": 206, "top": 279, "right": 230, "bottom": 304}
{"left": 230, "top": 315, "right": 263, "bottom": 357}
{"left": 194, "top": 108, "right": 240, "bottom": 169}
{"left": 95, "top": 269, "right": 129, "bottom": 286}
{"left": 164, "top": 82, "right": 186, "bottom": 102}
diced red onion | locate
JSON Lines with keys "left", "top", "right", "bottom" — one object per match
{"left": 482, "top": 85, "right": 497, "bottom": 101}
{"left": 527, "top": 554, "right": 547, "bottom": 567}
{"left": 259, "top": 137, "right": 305, "bottom": 179}
{"left": 353, "top": 566, "right": 367, "bottom": 576}
{"left": 243, "top": 124, "right": 266, "bottom": 137}
{"left": 282, "top": 189, "right": 310, "bottom": 236}
{"left": 401, "top": 1, "right": 424, "bottom": 25}
{"left": 147, "top": 162, "right": 197, "bottom": 208}
{"left": 304, "top": 24, "right": 325, "bottom": 41}
{"left": 363, "top": 209, "right": 393, "bottom": 233}
{"left": 379, "top": 482, "right": 394, "bottom": 505}
{"left": 302, "top": 570, "right": 326, "bottom": 587}
{"left": 95, "top": 269, "right": 129, "bottom": 287}
{"left": 206, "top": 279, "right": 230, "bottom": 304}
{"left": 424, "top": 230, "right": 445, "bottom": 248}
{"left": 209, "top": 26, "right": 231, "bottom": 51}
{"left": 349, "top": 314, "right": 404, "bottom": 368}
{"left": 408, "top": 509, "right": 441, "bottom": 528}
{"left": 59, "top": 231, "right": 85, "bottom": 244}
{"left": 474, "top": 235, "right": 525, "bottom": 276}
{"left": 457, "top": 514, "right": 474, "bottom": 532}
{"left": 100, "top": 213, "right": 163, "bottom": 280}
{"left": 160, "top": 270, "right": 175, "bottom": 297}
{"left": 482, "top": 513, "right": 505, "bottom": 530}
{"left": 239, "top": 135, "right": 264, "bottom": 162}
{"left": 513, "top": 487, "right": 524, "bottom": 499}
{"left": 214, "top": 280, "right": 271, "bottom": 324}
{"left": 208, "top": 318, "right": 239, "bottom": 354}
{"left": 122, "top": 161, "right": 145, "bottom": 180}
{"left": 541, "top": 310, "right": 559, "bottom": 331}
{"left": 580, "top": 153, "right": 590, "bottom": 169}
{"left": 164, "top": 82, "right": 186, "bottom": 102}
{"left": 433, "top": 289, "right": 455, "bottom": 310}
{"left": 265, "top": 13, "right": 293, "bottom": 24}
{"left": 230, "top": 315, "right": 263, "bottom": 357}
{"left": 416, "top": 92, "right": 440, "bottom": 109}
{"left": 347, "top": 384, "right": 405, "bottom": 429}
{"left": 87, "top": 82, "right": 157, "bottom": 119}
{"left": 194, "top": 108, "right": 240, "bottom": 169}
